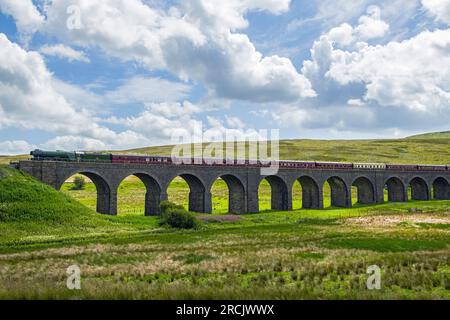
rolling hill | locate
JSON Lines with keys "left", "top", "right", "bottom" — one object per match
{"left": 1, "top": 131, "right": 450, "bottom": 165}
{"left": 123, "top": 131, "right": 450, "bottom": 164}
{"left": 407, "top": 131, "right": 450, "bottom": 140}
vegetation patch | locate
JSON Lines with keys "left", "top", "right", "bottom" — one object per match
{"left": 322, "top": 237, "right": 448, "bottom": 252}
{"left": 198, "top": 215, "right": 242, "bottom": 223}
{"left": 159, "top": 201, "right": 199, "bottom": 229}
{"left": 295, "top": 252, "right": 326, "bottom": 260}
{"left": 71, "top": 176, "right": 86, "bottom": 190}
{"left": 416, "top": 223, "right": 450, "bottom": 230}
{"left": 296, "top": 218, "right": 340, "bottom": 226}
{"left": 172, "top": 253, "right": 215, "bottom": 264}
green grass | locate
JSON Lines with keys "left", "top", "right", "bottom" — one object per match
{"left": 0, "top": 165, "right": 449, "bottom": 299}
{"left": 1, "top": 129, "right": 450, "bottom": 299}
{"left": 0, "top": 166, "right": 161, "bottom": 247}
{"left": 322, "top": 238, "right": 448, "bottom": 252}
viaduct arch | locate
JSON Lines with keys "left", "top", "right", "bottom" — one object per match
{"left": 433, "top": 177, "right": 450, "bottom": 200}
{"left": 352, "top": 176, "right": 376, "bottom": 205}
{"left": 296, "top": 176, "right": 321, "bottom": 209}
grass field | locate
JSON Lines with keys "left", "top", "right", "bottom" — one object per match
{"left": 0, "top": 132, "right": 449, "bottom": 300}
{"left": 0, "top": 165, "right": 449, "bottom": 299}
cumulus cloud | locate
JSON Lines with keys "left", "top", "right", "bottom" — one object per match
{"left": 0, "top": 0, "right": 44, "bottom": 34}
{"left": 101, "top": 100, "right": 257, "bottom": 147}
{"left": 327, "top": 29, "right": 450, "bottom": 112}
{"left": 144, "top": 101, "right": 201, "bottom": 118}
{"left": 40, "top": 44, "right": 90, "bottom": 63}
{"left": 327, "top": 6, "right": 389, "bottom": 46}
{"left": 37, "top": 0, "right": 313, "bottom": 103}
{"left": 105, "top": 105, "right": 204, "bottom": 144}
{"left": 0, "top": 33, "right": 98, "bottom": 135}
{"left": 0, "top": 140, "right": 37, "bottom": 155}
{"left": 0, "top": 33, "right": 154, "bottom": 151}
{"left": 271, "top": 5, "right": 450, "bottom": 136}
{"left": 354, "top": 5, "right": 390, "bottom": 40}
{"left": 300, "top": 5, "right": 450, "bottom": 113}
{"left": 422, "top": 0, "right": 450, "bottom": 24}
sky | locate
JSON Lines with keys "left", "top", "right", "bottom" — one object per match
{"left": 0, "top": 0, "right": 450, "bottom": 154}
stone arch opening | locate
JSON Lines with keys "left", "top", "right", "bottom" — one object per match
{"left": 433, "top": 177, "right": 450, "bottom": 200}
{"left": 293, "top": 176, "right": 320, "bottom": 209}
{"left": 352, "top": 177, "right": 375, "bottom": 205}
{"left": 409, "top": 177, "right": 430, "bottom": 201}
{"left": 385, "top": 177, "right": 406, "bottom": 202}
{"left": 325, "top": 176, "right": 350, "bottom": 208}
{"left": 168, "top": 174, "right": 207, "bottom": 213}
{"left": 259, "top": 176, "right": 289, "bottom": 211}
{"left": 211, "top": 175, "right": 246, "bottom": 214}
{"left": 117, "top": 173, "right": 161, "bottom": 216}
{"left": 60, "top": 171, "right": 112, "bottom": 215}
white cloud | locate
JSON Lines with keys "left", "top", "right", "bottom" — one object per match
{"left": 0, "top": 140, "right": 36, "bottom": 155}
{"left": 327, "top": 29, "right": 450, "bottom": 112}
{"left": 145, "top": 101, "right": 201, "bottom": 118}
{"left": 0, "top": 33, "right": 156, "bottom": 151}
{"left": 354, "top": 5, "right": 390, "bottom": 40}
{"left": 116, "top": 110, "right": 204, "bottom": 145}
{"left": 327, "top": 23, "right": 355, "bottom": 46}
{"left": 422, "top": 0, "right": 450, "bottom": 24}
{"left": 105, "top": 76, "right": 191, "bottom": 104}
{"left": 41, "top": 131, "right": 151, "bottom": 151}
{"left": 37, "top": 0, "right": 313, "bottom": 103}
{"left": 50, "top": 78, "right": 103, "bottom": 113}
{"left": 101, "top": 101, "right": 257, "bottom": 147}
{"left": 0, "top": 0, "right": 43, "bottom": 34}
{"left": 40, "top": 44, "right": 90, "bottom": 63}
{"left": 225, "top": 115, "right": 246, "bottom": 129}
{"left": 271, "top": 5, "right": 450, "bottom": 136}
{"left": 300, "top": 5, "right": 450, "bottom": 113}
{"left": 202, "top": 115, "right": 262, "bottom": 143}
{"left": 287, "top": 0, "right": 371, "bottom": 31}
{"left": 0, "top": 33, "right": 100, "bottom": 136}
{"left": 42, "top": 136, "right": 107, "bottom": 151}
{"left": 347, "top": 99, "right": 365, "bottom": 106}
{"left": 327, "top": 6, "right": 389, "bottom": 46}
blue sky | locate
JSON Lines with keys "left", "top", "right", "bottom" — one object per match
{"left": 0, "top": 0, "right": 450, "bottom": 154}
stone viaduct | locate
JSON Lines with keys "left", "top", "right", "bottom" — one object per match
{"left": 16, "top": 160, "right": 450, "bottom": 215}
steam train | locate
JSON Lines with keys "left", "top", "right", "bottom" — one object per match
{"left": 30, "top": 149, "right": 450, "bottom": 172}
